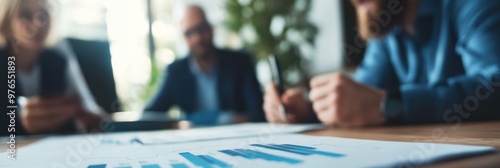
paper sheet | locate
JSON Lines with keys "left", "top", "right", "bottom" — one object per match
{"left": 0, "top": 130, "right": 493, "bottom": 168}
{"left": 135, "top": 123, "right": 323, "bottom": 145}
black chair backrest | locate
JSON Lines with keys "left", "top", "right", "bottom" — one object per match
{"left": 67, "top": 38, "right": 121, "bottom": 113}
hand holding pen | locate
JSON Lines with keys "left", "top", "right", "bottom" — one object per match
{"left": 263, "top": 56, "right": 311, "bottom": 123}
{"left": 263, "top": 85, "right": 311, "bottom": 123}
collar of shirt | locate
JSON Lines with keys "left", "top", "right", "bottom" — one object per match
{"left": 188, "top": 54, "right": 219, "bottom": 77}
{"left": 187, "top": 54, "right": 220, "bottom": 113}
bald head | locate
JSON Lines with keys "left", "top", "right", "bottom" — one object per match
{"left": 181, "top": 5, "right": 209, "bottom": 27}
{"left": 180, "top": 5, "right": 214, "bottom": 59}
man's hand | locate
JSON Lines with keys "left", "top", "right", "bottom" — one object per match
{"left": 21, "top": 95, "right": 83, "bottom": 134}
{"left": 263, "top": 83, "right": 311, "bottom": 123}
{"left": 309, "top": 73, "right": 386, "bottom": 127}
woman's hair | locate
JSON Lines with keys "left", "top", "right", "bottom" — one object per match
{"left": 0, "top": 0, "right": 58, "bottom": 48}
{"left": 0, "top": 0, "right": 20, "bottom": 47}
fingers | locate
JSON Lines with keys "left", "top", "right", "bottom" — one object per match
{"left": 282, "top": 89, "right": 313, "bottom": 123}
{"left": 263, "top": 103, "right": 285, "bottom": 123}
{"left": 309, "top": 73, "right": 355, "bottom": 101}
{"left": 309, "top": 73, "right": 347, "bottom": 101}
{"left": 24, "top": 98, "right": 81, "bottom": 118}
{"left": 312, "top": 94, "right": 339, "bottom": 126}
{"left": 264, "top": 84, "right": 312, "bottom": 123}
{"left": 309, "top": 83, "right": 333, "bottom": 102}
{"left": 23, "top": 103, "right": 80, "bottom": 124}
{"left": 310, "top": 73, "right": 349, "bottom": 87}
{"left": 265, "top": 83, "right": 281, "bottom": 102}
{"left": 266, "top": 107, "right": 287, "bottom": 123}
{"left": 21, "top": 96, "right": 83, "bottom": 133}
{"left": 21, "top": 110, "right": 70, "bottom": 134}
{"left": 309, "top": 73, "right": 349, "bottom": 126}
{"left": 26, "top": 96, "right": 63, "bottom": 108}
{"left": 285, "top": 113, "right": 299, "bottom": 123}
{"left": 315, "top": 109, "right": 337, "bottom": 126}
{"left": 310, "top": 73, "right": 352, "bottom": 89}
{"left": 310, "top": 73, "right": 333, "bottom": 88}
{"left": 281, "top": 88, "right": 303, "bottom": 104}
{"left": 309, "top": 73, "right": 387, "bottom": 127}
{"left": 312, "top": 94, "right": 335, "bottom": 113}
{"left": 263, "top": 83, "right": 285, "bottom": 123}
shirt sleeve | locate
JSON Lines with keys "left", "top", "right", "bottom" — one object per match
{"left": 354, "top": 39, "right": 400, "bottom": 91}
{"left": 144, "top": 64, "right": 176, "bottom": 112}
{"left": 357, "top": 0, "right": 500, "bottom": 124}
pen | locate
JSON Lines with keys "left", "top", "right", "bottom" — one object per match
{"left": 268, "top": 55, "right": 287, "bottom": 123}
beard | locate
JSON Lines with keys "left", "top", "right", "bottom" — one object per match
{"left": 353, "top": 0, "right": 412, "bottom": 40}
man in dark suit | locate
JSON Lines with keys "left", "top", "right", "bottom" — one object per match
{"left": 145, "top": 5, "right": 264, "bottom": 125}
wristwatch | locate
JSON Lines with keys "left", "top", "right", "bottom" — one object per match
{"left": 380, "top": 91, "right": 403, "bottom": 125}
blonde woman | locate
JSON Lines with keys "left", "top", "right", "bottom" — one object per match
{"left": 1, "top": 0, "right": 105, "bottom": 135}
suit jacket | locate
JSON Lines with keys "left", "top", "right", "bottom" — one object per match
{"left": 1, "top": 48, "right": 70, "bottom": 136}
{"left": 145, "top": 49, "right": 264, "bottom": 121}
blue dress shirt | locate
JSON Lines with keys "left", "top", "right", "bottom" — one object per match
{"left": 355, "top": 0, "right": 500, "bottom": 124}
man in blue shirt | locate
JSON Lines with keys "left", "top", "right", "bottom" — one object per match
{"left": 145, "top": 5, "right": 264, "bottom": 125}
{"left": 264, "top": 0, "right": 500, "bottom": 126}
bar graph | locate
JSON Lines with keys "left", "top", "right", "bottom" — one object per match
{"left": 251, "top": 144, "right": 345, "bottom": 158}
{"left": 87, "top": 143, "right": 345, "bottom": 168}
{"left": 141, "top": 164, "right": 161, "bottom": 168}
{"left": 179, "top": 152, "right": 231, "bottom": 168}
{"left": 88, "top": 164, "right": 106, "bottom": 168}
{"left": 170, "top": 163, "right": 189, "bottom": 168}
{"left": 219, "top": 149, "right": 302, "bottom": 164}
{"left": 179, "top": 152, "right": 212, "bottom": 168}
{"left": 198, "top": 155, "right": 231, "bottom": 168}
{"left": 215, "top": 143, "right": 346, "bottom": 165}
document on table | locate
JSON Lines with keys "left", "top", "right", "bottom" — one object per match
{"left": 0, "top": 133, "right": 493, "bottom": 168}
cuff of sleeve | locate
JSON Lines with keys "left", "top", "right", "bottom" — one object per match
{"left": 400, "top": 85, "right": 438, "bottom": 124}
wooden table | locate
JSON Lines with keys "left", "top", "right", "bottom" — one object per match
{"left": 2, "top": 121, "right": 500, "bottom": 167}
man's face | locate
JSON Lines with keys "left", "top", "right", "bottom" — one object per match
{"left": 181, "top": 9, "right": 213, "bottom": 58}
{"left": 351, "top": 0, "right": 403, "bottom": 39}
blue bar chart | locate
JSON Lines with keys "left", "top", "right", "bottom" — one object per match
{"left": 219, "top": 149, "right": 302, "bottom": 165}
{"left": 88, "top": 164, "right": 106, "bottom": 168}
{"left": 179, "top": 152, "right": 231, "bottom": 168}
{"left": 87, "top": 143, "right": 345, "bottom": 168}
{"left": 198, "top": 155, "right": 231, "bottom": 168}
{"left": 141, "top": 164, "right": 161, "bottom": 168}
{"left": 251, "top": 144, "right": 345, "bottom": 157}
{"left": 170, "top": 163, "right": 189, "bottom": 168}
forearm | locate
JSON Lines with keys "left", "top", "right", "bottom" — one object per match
{"left": 399, "top": 74, "right": 500, "bottom": 124}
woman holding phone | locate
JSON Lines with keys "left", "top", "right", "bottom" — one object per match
{"left": 0, "top": 0, "right": 105, "bottom": 135}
